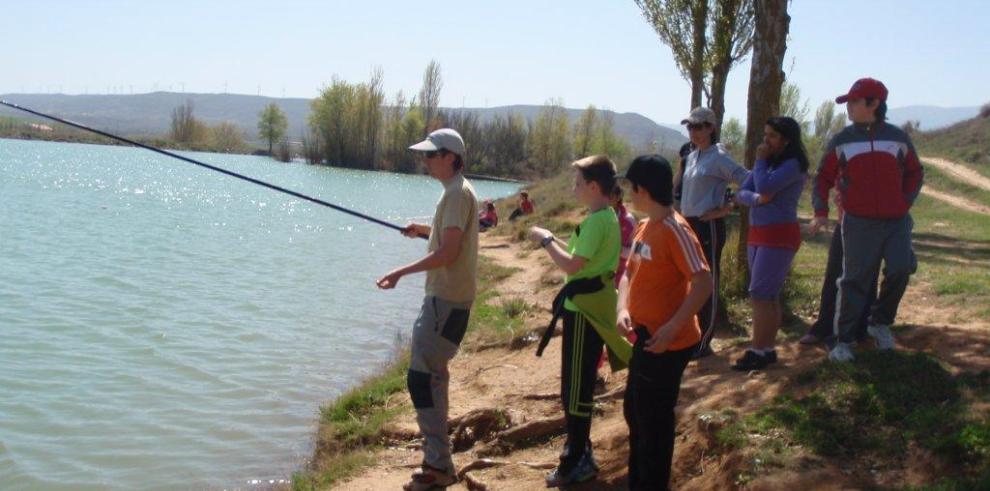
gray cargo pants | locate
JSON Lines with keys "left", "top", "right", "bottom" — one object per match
{"left": 407, "top": 295, "right": 472, "bottom": 474}
{"left": 835, "top": 214, "right": 917, "bottom": 344}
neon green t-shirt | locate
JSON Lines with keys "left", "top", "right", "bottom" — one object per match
{"left": 563, "top": 207, "right": 621, "bottom": 311}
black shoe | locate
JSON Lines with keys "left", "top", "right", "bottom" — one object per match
{"left": 732, "top": 349, "right": 772, "bottom": 371}
{"left": 691, "top": 344, "right": 715, "bottom": 360}
{"left": 765, "top": 349, "right": 778, "bottom": 364}
{"left": 545, "top": 453, "right": 598, "bottom": 488}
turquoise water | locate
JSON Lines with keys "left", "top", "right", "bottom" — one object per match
{"left": 0, "top": 139, "right": 519, "bottom": 490}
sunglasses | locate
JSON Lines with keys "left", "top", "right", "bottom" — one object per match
{"left": 423, "top": 149, "right": 446, "bottom": 159}
{"left": 686, "top": 123, "right": 710, "bottom": 131}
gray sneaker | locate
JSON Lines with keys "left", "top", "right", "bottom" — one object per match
{"left": 829, "top": 342, "right": 855, "bottom": 362}
{"left": 867, "top": 324, "right": 896, "bottom": 350}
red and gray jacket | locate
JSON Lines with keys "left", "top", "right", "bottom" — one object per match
{"left": 813, "top": 122, "right": 924, "bottom": 219}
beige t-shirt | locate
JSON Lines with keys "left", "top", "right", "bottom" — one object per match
{"left": 424, "top": 173, "right": 479, "bottom": 303}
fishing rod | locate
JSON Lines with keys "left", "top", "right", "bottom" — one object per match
{"left": 0, "top": 99, "right": 426, "bottom": 238}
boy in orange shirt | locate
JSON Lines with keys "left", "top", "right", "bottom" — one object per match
{"left": 617, "top": 155, "right": 713, "bottom": 490}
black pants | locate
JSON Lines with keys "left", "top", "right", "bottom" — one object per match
{"left": 686, "top": 216, "right": 725, "bottom": 351}
{"left": 807, "top": 225, "right": 877, "bottom": 342}
{"left": 624, "top": 328, "right": 696, "bottom": 491}
{"left": 559, "top": 309, "right": 604, "bottom": 470}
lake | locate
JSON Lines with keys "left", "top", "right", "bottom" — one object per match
{"left": 0, "top": 139, "right": 519, "bottom": 490}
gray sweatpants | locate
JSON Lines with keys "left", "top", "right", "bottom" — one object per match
{"left": 407, "top": 296, "right": 472, "bottom": 474}
{"left": 834, "top": 214, "right": 917, "bottom": 344}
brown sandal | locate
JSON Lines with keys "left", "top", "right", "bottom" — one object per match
{"left": 402, "top": 467, "right": 457, "bottom": 491}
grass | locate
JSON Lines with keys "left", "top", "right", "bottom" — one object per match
{"left": 293, "top": 257, "right": 529, "bottom": 489}
{"left": 920, "top": 160, "right": 990, "bottom": 206}
{"left": 914, "top": 114, "right": 990, "bottom": 175}
{"left": 292, "top": 357, "right": 409, "bottom": 490}
{"left": 718, "top": 351, "right": 990, "bottom": 484}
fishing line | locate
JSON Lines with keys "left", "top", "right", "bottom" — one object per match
{"left": 1, "top": 100, "right": 424, "bottom": 238}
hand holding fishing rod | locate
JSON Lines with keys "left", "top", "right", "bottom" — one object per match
{"left": 0, "top": 99, "right": 426, "bottom": 239}
{"left": 375, "top": 129, "right": 475, "bottom": 292}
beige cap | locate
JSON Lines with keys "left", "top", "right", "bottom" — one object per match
{"left": 409, "top": 128, "right": 466, "bottom": 156}
{"left": 680, "top": 107, "right": 717, "bottom": 125}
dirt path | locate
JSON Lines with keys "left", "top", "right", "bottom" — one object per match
{"left": 917, "top": 155, "right": 990, "bottom": 215}
{"left": 331, "top": 233, "right": 989, "bottom": 491}
{"left": 919, "top": 187, "right": 990, "bottom": 215}
{"left": 922, "top": 155, "right": 990, "bottom": 192}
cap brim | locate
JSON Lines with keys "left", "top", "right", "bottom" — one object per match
{"left": 835, "top": 94, "right": 850, "bottom": 104}
{"left": 408, "top": 140, "right": 439, "bottom": 151}
{"left": 680, "top": 118, "right": 693, "bottom": 125}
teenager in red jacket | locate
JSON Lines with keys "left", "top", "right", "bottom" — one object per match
{"left": 808, "top": 78, "right": 923, "bottom": 362}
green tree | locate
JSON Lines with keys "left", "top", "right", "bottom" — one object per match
{"left": 593, "top": 111, "right": 629, "bottom": 162}
{"left": 257, "top": 103, "right": 288, "bottom": 155}
{"left": 810, "top": 99, "right": 846, "bottom": 161}
{"left": 310, "top": 77, "right": 356, "bottom": 166}
{"left": 720, "top": 117, "right": 746, "bottom": 161}
{"left": 636, "top": 0, "right": 755, "bottom": 129}
{"left": 527, "top": 98, "right": 572, "bottom": 176}
{"left": 635, "top": 0, "right": 709, "bottom": 108}
{"left": 419, "top": 60, "right": 443, "bottom": 134}
{"left": 572, "top": 105, "right": 599, "bottom": 158}
{"left": 779, "top": 81, "right": 811, "bottom": 132}
{"left": 211, "top": 122, "right": 247, "bottom": 154}
{"left": 169, "top": 100, "right": 208, "bottom": 144}
{"left": 707, "top": 0, "right": 756, "bottom": 129}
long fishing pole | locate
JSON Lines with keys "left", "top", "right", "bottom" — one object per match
{"left": 0, "top": 99, "right": 424, "bottom": 238}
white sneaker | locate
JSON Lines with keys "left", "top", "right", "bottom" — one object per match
{"left": 829, "top": 342, "right": 855, "bottom": 362}
{"left": 868, "top": 324, "right": 896, "bottom": 350}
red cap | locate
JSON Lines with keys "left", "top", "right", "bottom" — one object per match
{"left": 835, "top": 78, "right": 888, "bottom": 104}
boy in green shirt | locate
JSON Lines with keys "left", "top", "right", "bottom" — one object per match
{"left": 528, "top": 155, "right": 627, "bottom": 487}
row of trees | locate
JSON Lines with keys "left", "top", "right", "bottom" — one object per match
{"left": 302, "top": 61, "right": 633, "bottom": 178}
{"left": 168, "top": 101, "right": 249, "bottom": 154}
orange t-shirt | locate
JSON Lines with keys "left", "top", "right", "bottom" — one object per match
{"left": 625, "top": 212, "right": 710, "bottom": 350}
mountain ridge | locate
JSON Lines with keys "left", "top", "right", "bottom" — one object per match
{"left": 0, "top": 92, "right": 688, "bottom": 152}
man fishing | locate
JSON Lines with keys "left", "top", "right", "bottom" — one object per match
{"left": 376, "top": 128, "right": 478, "bottom": 491}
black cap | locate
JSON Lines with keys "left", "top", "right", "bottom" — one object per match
{"left": 619, "top": 155, "right": 673, "bottom": 205}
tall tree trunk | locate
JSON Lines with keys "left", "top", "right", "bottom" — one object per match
{"left": 709, "top": 62, "right": 730, "bottom": 133}
{"left": 735, "top": 0, "right": 790, "bottom": 282}
{"left": 689, "top": 0, "right": 708, "bottom": 109}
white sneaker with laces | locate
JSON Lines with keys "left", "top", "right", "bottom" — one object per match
{"left": 867, "top": 324, "right": 896, "bottom": 350}
{"left": 829, "top": 342, "right": 855, "bottom": 362}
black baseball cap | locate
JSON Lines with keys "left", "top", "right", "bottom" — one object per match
{"left": 618, "top": 155, "right": 674, "bottom": 204}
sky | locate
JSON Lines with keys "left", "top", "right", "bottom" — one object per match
{"left": 2, "top": 0, "right": 988, "bottom": 126}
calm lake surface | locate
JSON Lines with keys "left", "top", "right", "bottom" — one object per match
{"left": 0, "top": 139, "right": 519, "bottom": 490}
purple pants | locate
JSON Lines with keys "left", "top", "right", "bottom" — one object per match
{"left": 747, "top": 245, "right": 796, "bottom": 301}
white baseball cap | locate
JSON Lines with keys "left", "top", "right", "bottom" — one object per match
{"left": 409, "top": 128, "right": 466, "bottom": 156}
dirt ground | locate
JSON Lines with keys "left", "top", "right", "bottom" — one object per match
{"left": 331, "top": 231, "right": 989, "bottom": 491}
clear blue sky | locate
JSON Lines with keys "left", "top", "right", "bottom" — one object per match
{"left": 3, "top": 0, "right": 987, "bottom": 125}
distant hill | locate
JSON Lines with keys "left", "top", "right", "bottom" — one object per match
{"left": 887, "top": 105, "right": 982, "bottom": 130}
{"left": 0, "top": 92, "right": 686, "bottom": 151}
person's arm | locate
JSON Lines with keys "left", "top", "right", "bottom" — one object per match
{"left": 734, "top": 171, "right": 761, "bottom": 208}
{"left": 809, "top": 136, "right": 841, "bottom": 234}
{"left": 753, "top": 158, "right": 804, "bottom": 197}
{"left": 401, "top": 223, "right": 430, "bottom": 238}
{"left": 528, "top": 226, "right": 586, "bottom": 275}
{"left": 376, "top": 227, "right": 463, "bottom": 289}
{"left": 616, "top": 268, "right": 633, "bottom": 337}
{"left": 719, "top": 153, "right": 750, "bottom": 186}
{"left": 644, "top": 271, "right": 713, "bottom": 353}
